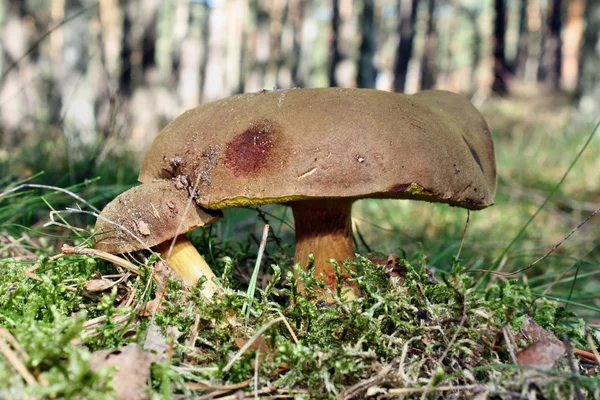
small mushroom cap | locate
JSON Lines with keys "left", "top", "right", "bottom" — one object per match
{"left": 139, "top": 88, "right": 496, "bottom": 210}
{"left": 94, "top": 180, "right": 222, "bottom": 254}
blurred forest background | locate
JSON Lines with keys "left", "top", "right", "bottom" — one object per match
{"left": 1, "top": 0, "right": 600, "bottom": 316}
{"left": 1, "top": 0, "right": 599, "bottom": 154}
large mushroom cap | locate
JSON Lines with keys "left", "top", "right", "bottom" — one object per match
{"left": 139, "top": 88, "right": 496, "bottom": 210}
{"left": 94, "top": 180, "right": 222, "bottom": 253}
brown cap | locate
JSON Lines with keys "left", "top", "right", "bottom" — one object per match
{"left": 139, "top": 88, "right": 496, "bottom": 210}
{"left": 94, "top": 180, "right": 222, "bottom": 253}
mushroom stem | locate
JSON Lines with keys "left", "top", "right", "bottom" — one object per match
{"left": 291, "top": 199, "right": 359, "bottom": 300}
{"left": 155, "top": 235, "right": 220, "bottom": 299}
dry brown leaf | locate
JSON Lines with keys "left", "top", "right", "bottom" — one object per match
{"left": 84, "top": 279, "right": 116, "bottom": 292}
{"left": 144, "top": 323, "right": 181, "bottom": 362}
{"left": 234, "top": 336, "right": 268, "bottom": 353}
{"left": 90, "top": 343, "right": 156, "bottom": 400}
{"left": 516, "top": 315, "right": 565, "bottom": 368}
{"left": 516, "top": 339, "right": 564, "bottom": 368}
{"left": 521, "top": 315, "right": 565, "bottom": 348}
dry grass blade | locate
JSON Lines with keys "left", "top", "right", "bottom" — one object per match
{"left": 276, "top": 311, "right": 298, "bottom": 344}
{"left": 389, "top": 384, "right": 481, "bottom": 395}
{"left": 585, "top": 330, "right": 600, "bottom": 365}
{"left": 0, "top": 329, "right": 37, "bottom": 385}
{"left": 563, "top": 335, "right": 585, "bottom": 400}
{"left": 223, "top": 317, "right": 284, "bottom": 373}
{"left": 473, "top": 206, "right": 600, "bottom": 277}
{"left": 186, "top": 378, "right": 252, "bottom": 392}
{"left": 0, "top": 328, "right": 29, "bottom": 362}
{"left": 455, "top": 210, "right": 470, "bottom": 260}
{"left": 61, "top": 244, "right": 142, "bottom": 276}
{"left": 339, "top": 361, "right": 395, "bottom": 399}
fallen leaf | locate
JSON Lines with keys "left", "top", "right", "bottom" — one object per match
{"left": 139, "top": 299, "right": 163, "bottom": 316}
{"left": 144, "top": 324, "right": 169, "bottom": 362}
{"left": 516, "top": 339, "right": 564, "bottom": 368}
{"left": 84, "top": 279, "right": 116, "bottom": 292}
{"left": 234, "top": 336, "right": 268, "bottom": 353}
{"left": 90, "top": 343, "right": 156, "bottom": 400}
{"left": 521, "top": 315, "right": 564, "bottom": 348}
{"left": 144, "top": 323, "right": 181, "bottom": 362}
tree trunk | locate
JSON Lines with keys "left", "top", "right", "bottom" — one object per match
{"left": 561, "top": 0, "right": 584, "bottom": 91}
{"left": 328, "top": 0, "right": 341, "bottom": 86}
{"left": 514, "top": 0, "right": 528, "bottom": 78}
{"left": 538, "top": 0, "right": 562, "bottom": 90}
{"left": 61, "top": 0, "right": 96, "bottom": 147}
{"left": 393, "top": 0, "right": 418, "bottom": 93}
{"left": 492, "top": 0, "right": 509, "bottom": 95}
{"left": 420, "top": 0, "right": 437, "bottom": 90}
{"left": 356, "top": 0, "right": 376, "bottom": 88}
{"left": 577, "top": 0, "right": 600, "bottom": 115}
{"left": 202, "top": 0, "right": 227, "bottom": 101}
{"left": 289, "top": 1, "right": 306, "bottom": 87}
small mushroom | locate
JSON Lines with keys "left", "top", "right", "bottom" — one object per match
{"left": 94, "top": 180, "right": 222, "bottom": 299}
{"left": 99, "top": 88, "right": 496, "bottom": 301}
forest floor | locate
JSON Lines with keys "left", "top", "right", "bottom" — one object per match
{"left": 1, "top": 86, "right": 599, "bottom": 398}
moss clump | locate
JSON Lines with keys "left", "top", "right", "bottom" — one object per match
{"left": 0, "top": 249, "right": 597, "bottom": 399}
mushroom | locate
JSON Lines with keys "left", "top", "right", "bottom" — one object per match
{"left": 96, "top": 88, "right": 496, "bottom": 301}
{"left": 126, "top": 87, "right": 496, "bottom": 300}
{"left": 94, "top": 180, "right": 222, "bottom": 299}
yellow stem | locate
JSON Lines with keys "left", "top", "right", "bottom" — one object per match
{"left": 155, "top": 236, "right": 220, "bottom": 299}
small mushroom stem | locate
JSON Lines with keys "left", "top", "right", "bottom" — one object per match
{"left": 155, "top": 235, "right": 220, "bottom": 299}
{"left": 291, "top": 199, "right": 359, "bottom": 300}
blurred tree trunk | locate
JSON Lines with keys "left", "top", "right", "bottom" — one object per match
{"left": 97, "top": 0, "right": 122, "bottom": 139}
{"left": 538, "top": 0, "right": 562, "bottom": 90}
{"left": 514, "top": 0, "right": 528, "bottom": 78}
{"left": 289, "top": 1, "right": 306, "bottom": 87}
{"left": 178, "top": 2, "right": 209, "bottom": 109}
{"left": 420, "top": 0, "right": 437, "bottom": 90}
{"left": 0, "top": 0, "right": 29, "bottom": 143}
{"left": 356, "top": 0, "right": 376, "bottom": 88}
{"left": 577, "top": 0, "right": 600, "bottom": 114}
{"left": 225, "top": 0, "right": 247, "bottom": 94}
{"left": 492, "top": 0, "right": 509, "bottom": 95}
{"left": 61, "top": 0, "right": 96, "bottom": 147}
{"left": 118, "top": 1, "right": 160, "bottom": 97}
{"left": 328, "top": 0, "right": 341, "bottom": 86}
{"left": 265, "top": 0, "right": 285, "bottom": 89}
{"left": 203, "top": 0, "right": 227, "bottom": 100}
{"left": 393, "top": 0, "right": 418, "bottom": 93}
{"left": 118, "top": 1, "right": 133, "bottom": 97}
{"left": 561, "top": 0, "right": 584, "bottom": 91}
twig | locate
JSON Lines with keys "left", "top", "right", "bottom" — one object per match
{"left": 471, "top": 206, "right": 599, "bottom": 277}
{"left": 339, "top": 360, "right": 396, "bottom": 399}
{"left": 242, "top": 224, "right": 270, "bottom": 322}
{"left": 187, "top": 314, "right": 202, "bottom": 349}
{"left": 61, "top": 244, "right": 142, "bottom": 276}
{"left": 563, "top": 334, "right": 584, "bottom": 400}
{"left": 0, "top": 328, "right": 29, "bottom": 361}
{"left": 389, "top": 384, "right": 480, "bottom": 395}
{"left": 353, "top": 223, "right": 372, "bottom": 253}
{"left": 223, "top": 317, "right": 284, "bottom": 372}
{"left": 575, "top": 349, "right": 600, "bottom": 363}
{"left": 254, "top": 351, "right": 260, "bottom": 399}
{"left": 585, "top": 329, "right": 600, "bottom": 366}
{"left": 420, "top": 301, "right": 468, "bottom": 400}
{"left": 503, "top": 327, "right": 519, "bottom": 366}
{"left": 398, "top": 336, "right": 421, "bottom": 384}
{"left": 276, "top": 311, "right": 298, "bottom": 344}
{"left": 0, "top": 335, "right": 37, "bottom": 385}
{"left": 455, "top": 210, "right": 470, "bottom": 260}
